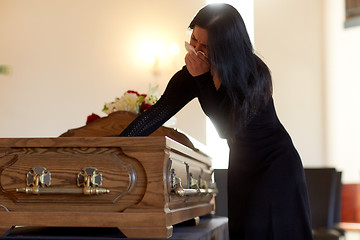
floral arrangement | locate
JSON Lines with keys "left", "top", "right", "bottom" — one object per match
{"left": 86, "top": 84, "right": 160, "bottom": 125}
{"left": 102, "top": 84, "right": 159, "bottom": 115}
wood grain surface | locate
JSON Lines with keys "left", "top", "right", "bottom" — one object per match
{"left": 0, "top": 112, "right": 215, "bottom": 238}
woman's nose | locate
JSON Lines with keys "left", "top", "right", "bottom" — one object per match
{"left": 194, "top": 44, "right": 201, "bottom": 52}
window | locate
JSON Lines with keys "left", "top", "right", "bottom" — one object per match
{"left": 345, "top": 0, "right": 360, "bottom": 28}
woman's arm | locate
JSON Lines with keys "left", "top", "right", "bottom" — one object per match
{"left": 119, "top": 67, "right": 197, "bottom": 137}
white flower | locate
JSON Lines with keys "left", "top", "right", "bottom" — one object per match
{"left": 145, "top": 83, "right": 160, "bottom": 105}
{"left": 115, "top": 93, "right": 139, "bottom": 114}
{"left": 147, "top": 83, "right": 159, "bottom": 98}
{"left": 102, "top": 84, "right": 160, "bottom": 115}
{"left": 103, "top": 102, "right": 116, "bottom": 115}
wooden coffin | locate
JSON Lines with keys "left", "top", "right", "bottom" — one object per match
{"left": 0, "top": 113, "right": 217, "bottom": 238}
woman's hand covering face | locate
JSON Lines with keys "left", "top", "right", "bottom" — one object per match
{"left": 185, "top": 50, "right": 210, "bottom": 76}
{"left": 185, "top": 26, "right": 210, "bottom": 76}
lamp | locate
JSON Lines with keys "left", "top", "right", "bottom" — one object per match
{"left": 137, "top": 40, "right": 179, "bottom": 75}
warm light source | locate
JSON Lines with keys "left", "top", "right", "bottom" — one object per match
{"left": 138, "top": 40, "right": 164, "bottom": 64}
{"left": 169, "top": 42, "right": 180, "bottom": 56}
{"left": 137, "top": 40, "right": 179, "bottom": 75}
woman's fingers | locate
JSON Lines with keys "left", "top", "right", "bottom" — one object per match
{"left": 185, "top": 51, "right": 210, "bottom": 76}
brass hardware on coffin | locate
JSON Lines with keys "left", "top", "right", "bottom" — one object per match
{"left": 16, "top": 167, "right": 110, "bottom": 195}
{"left": 170, "top": 169, "right": 218, "bottom": 197}
{"left": 77, "top": 167, "right": 110, "bottom": 195}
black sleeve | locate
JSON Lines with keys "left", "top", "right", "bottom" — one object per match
{"left": 119, "top": 66, "right": 198, "bottom": 137}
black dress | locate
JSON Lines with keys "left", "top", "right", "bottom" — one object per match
{"left": 120, "top": 66, "right": 313, "bottom": 240}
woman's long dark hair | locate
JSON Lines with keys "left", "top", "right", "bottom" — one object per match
{"left": 189, "top": 3, "right": 272, "bottom": 130}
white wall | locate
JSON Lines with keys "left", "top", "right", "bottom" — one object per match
{"left": 254, "top": 0, "right": 360, "bottom": 183}
{"left": 0, "top": 0, "right": 207, "bottom": 143}
{"left": 324, "top": 0, "right": 360, "bottom": 183}
{"left": 254, "top": 0, "right": 325, "bottom": 167}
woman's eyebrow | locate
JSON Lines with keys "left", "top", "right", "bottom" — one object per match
{"left": 191, "top": 34, "right": 207, "bottom": 47}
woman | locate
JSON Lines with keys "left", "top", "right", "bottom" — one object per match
{"left": 120, "top": 3, "right": 313, "bottom": 239}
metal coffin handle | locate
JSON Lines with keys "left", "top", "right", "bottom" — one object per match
{"left": 171, "top": 169, "right": 218, "bottom": 197}
{"left": 16, "top": 167, "right": 110, "bottom": 195}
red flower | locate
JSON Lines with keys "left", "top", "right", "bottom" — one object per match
{"left": 126, "top": 90, "right": 140, "bottom": 96}
{"left": 140, "top": 102, "right": 152, "bottom": 112}
{"left": 86, "top": 113, "right": 100, "bottom": 125}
